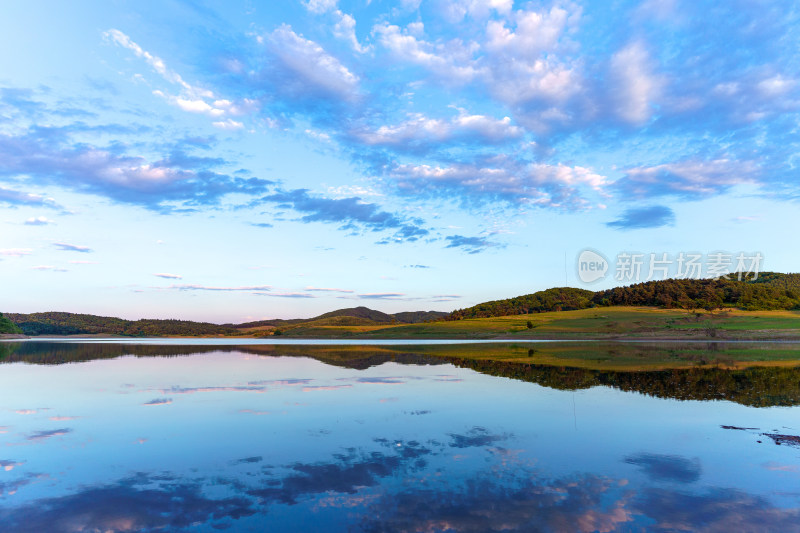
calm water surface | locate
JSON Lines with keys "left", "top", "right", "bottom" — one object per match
{"left": 0, "top": 341, "right": 798, "bottom": 532}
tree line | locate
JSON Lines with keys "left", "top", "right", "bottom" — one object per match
{"left": 447, "top": 273, "right": 800, "bottom": 320}
{"left": 447, "top": 357, "right": 800, "bottom": 407}
{"left": 3, "top": 311, "right": 241, "bottom": 337}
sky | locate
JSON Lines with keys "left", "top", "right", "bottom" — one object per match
{"left": 1, "top": 0, "right": 798, "bottom": 323}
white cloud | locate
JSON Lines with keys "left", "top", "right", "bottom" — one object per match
{"left": 0, "top": 248, "right": 33, "bottom": 257}
{"left": 609, "top": 41, "right": 663, "bottom": 125}
{"left": 303, "top": 0, "right": 369, "bottom": 53}
{"left": 305, "top": 129, "right": 332, "bottom": 142}
{"left": 152, "top": 90, "right": 225, "bottom": 117}
{"left": 351, "top": 110, "right": 522, "bottom": 147}
{"left": 24, "top": 216, "right": 53, "bottom": 226}
{"left": 303, "top": 0, "right": 338, "bottom": 14}
{"left": 213, "top": 98, "right": 260, "bottom": 116}
{"left": 705, "top": 73, "right": 800, "bottom": 123}
{"left": 327, "top": 185, "right": 384, "bottom": 198}
{"left": 476, "top": 5, "right": 585, "bottom": 133}
{"left": 485, "top": 6, "right": 569, "bottom": 56}
{"left": 454, "top": 112, "right": 523, "bottom": 141}
{"left": 333, "top": 11, "right": 369, "bottom": 53}
{"left": 389, "top": 159, "right": 607, "bottom": 207}
{"left": 104, "top": 29, "right": 214, "bottom": 104}
{"left": 617, "top": 158, "right": 760, "bottom": 198}
{"left": 757, "top": 74, "right": 795, "bottom": 97}
{"left": 212, "top": 118, "right": 245, "bottom": 130}
{"left": 103, "top": 29, "right": 196, "bottom": 92}
{"left": 407, "top": 21, "right": 424, "bottom": 37}
{"left": 175, "top": 97, "right": 224, "bottom": 116}
{"left": 492, "top": 59, "right": 580, "bottom": 110}
{"left": 0, "top": 187, "right": 60, "bottom": 209}
{"left": 401, "top": 0, "right": 422, "bottom": 10}
{"left": 440, "top": 0, "right": 514, "bottom": 22}
{"left": 373, "top": 23, "right": 483, "bottom": 83}
{"left": 354, "top": 114, "right": 450, "bottom": 145}
{"left": 106, "top": 29, "right": 254, "bottom": 125}
{"left": 269, "top": 25, "right": 360, "bottom": 98}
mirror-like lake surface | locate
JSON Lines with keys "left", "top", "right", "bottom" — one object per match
{"left": 1, "top": 341, "right": 799, "bottom": 532}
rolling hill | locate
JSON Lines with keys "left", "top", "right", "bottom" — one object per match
{"left": 229, "top": 306, "right": 447, "bottom": 331}
{"left": 5, "top": 306, "right": 449, "bottom": 337}
{"left": 447, "top": 273, "right": 800, "bottom": 320}
{"left": 4, "top": 312, "right": 239, "bottom": 337}
{"left": 5, "top": 273, "right": 799, "bottom": 337}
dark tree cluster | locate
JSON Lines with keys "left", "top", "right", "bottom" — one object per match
{"left": 447, "top": 357, "right": 800, "bottom": 407}
{"left": 0, "top": 313, "right": 23, "bottom": 335}
{"left": 594, "top": 275, "right": 800, "bottom": 311}
{"left": 447, "top": 287, "right": 595, "bottom": 320}
{"left": 447, "top": 273, "right": 800, "bottom": 320}
{"left": 4, "top": 312, "right": 240, "bottom": 337}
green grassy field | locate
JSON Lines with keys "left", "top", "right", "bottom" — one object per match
{"left": 273, "top": 306, "right": 800, "bottom": 340}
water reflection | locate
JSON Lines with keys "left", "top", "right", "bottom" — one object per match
{"left": 0, "top": 342, "right": 798, "bottom": 532}
{"left": 0, "top": 341, "right": 445, "bottom": 369}
{"left": 3, "top": 341, "right": 800, "bottom": 406}
{"left": 449, "top": 357, "right": 800, "bottom": 407}
{"left": 0, "top": 472, "right": 256, "bottom": 532}
{"left": 2, "top": 444, "right": 798, "bottom": 532}
{"left": 623, "top": 453, "right": 701, "bottom": 484}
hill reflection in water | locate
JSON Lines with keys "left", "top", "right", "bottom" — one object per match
{"left": 0, "top": 341, "right": 798, "bottom": 532}
{"left": 2, "top": 340, "right": 799, "bottom": 407}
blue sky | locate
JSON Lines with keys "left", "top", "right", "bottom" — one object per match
{"left": 1, "top": 0, "right": 798, "bottom": 322}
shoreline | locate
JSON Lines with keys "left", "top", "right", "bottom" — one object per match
{"left": 5, "top": 334, "right": 800, "bottom": 343}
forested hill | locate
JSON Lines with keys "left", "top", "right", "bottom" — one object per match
{"left": 446, "top": 288, "right": 595, "bottom": 321}
{"left": 6, "top": 307, "right": 449, "bottom": 336}
{"left": 593, "top": 274, "right": 800, "bottom": 310}
{"left": 6, "top": 274, "right": 799, "bottom": 335}
{"left": 447, "top": 273, "right": 800, "bottom": 320}
{"left": 4, "top": 312, "right": 239, "bottom": 337}
{"left": 315, "top": 307, "right": 447, "bottom": 324}
{"left": 230, "top": 307, "right": 448, "bottom": 329}
{"left": 0, "top": 313, "right": 23, "bottom": 335}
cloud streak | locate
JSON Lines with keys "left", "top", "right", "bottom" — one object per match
{"left": 0, "top": 249, "right": 33, "bottom": 257}
{"left": 258, "top": 188, "right": 429, "bottom": 242}
{"left": 163, "top": 284, "right": 272, "bottom": 292}
{"left": 445, "top": 235, "right": 504, "bottom": 254}
{"left": 53, "top": 242, "right": 92, "bottom": 253}
{"left": 27, "top": 428, "right": 72, "bottom": 442}
{"left": 606, "top": 205, "right": 675, "bottom": 230}
{"left": 0, "top": 187, "right": 61, "bottom": 209}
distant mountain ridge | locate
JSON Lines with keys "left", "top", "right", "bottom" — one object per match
{"left": 4, "top": 312, "right": 239, "bottom": 337}
{"left": 5, "top": 273, "right": 799, "bottom": 336}
{"left": 229, "top": 307, "right": 447, "bottom": 329}
{"left": 5, "top": 306, "right": 449, "bottom": 337}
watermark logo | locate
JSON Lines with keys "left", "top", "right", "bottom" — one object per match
{"left": 577, "top": 249, "right": 609, "bottom": 283}
{"left": 575, "top": 250, "right": 763, "bottom": 285}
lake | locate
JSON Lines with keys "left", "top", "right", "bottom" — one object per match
{"left": 1, "top": 341, "right": 799, "bottom": 532}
